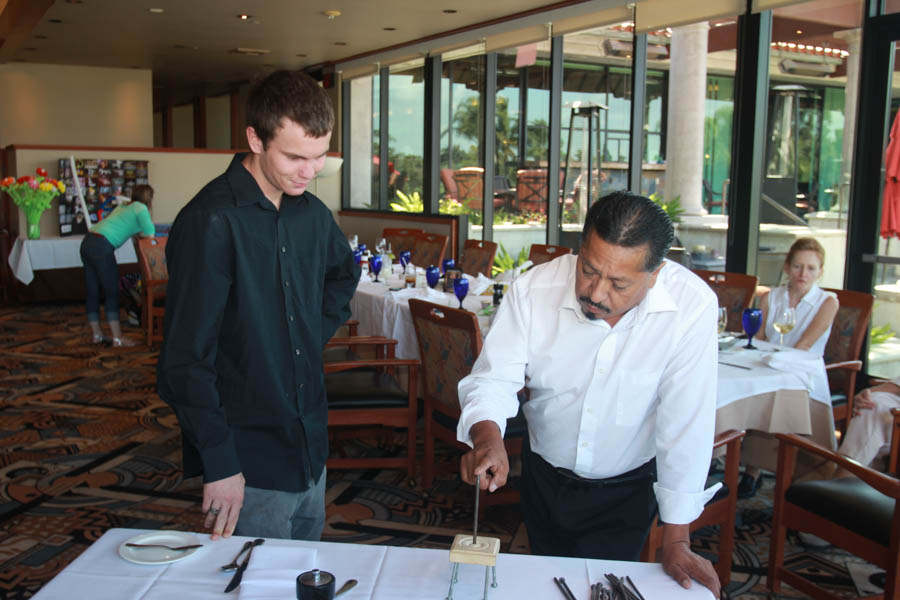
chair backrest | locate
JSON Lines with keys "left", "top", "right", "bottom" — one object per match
{"left": 136, "top": 237, "right": 168, "bottom": 282}
{"left": 458, "top": 239, "right": 498, "bottom": 278}
{"left": 516, "top": 169, "right": 548, "bottom": 213}
{"left": 409, "top": 299, "right": 483, "bottom": 417}
{"left": 822, "top": 288, "right": 874, "bottom": 387}
{"left": 382, "top": 227, "right": 423, "bottom": 256}
{"left": 693, "top": 269, "right": 758, "bottom": 332}
{"left": 439, "top": 168, "right": 458, "bottom": 200}
{"left": 528, "top": 244, "right": 572, "bottom": 267}
{"left": 412, "top": 231, "right": 449, "bottom": 268}
{"left": 453, "top": 167, "right": 484, "bottom": 210}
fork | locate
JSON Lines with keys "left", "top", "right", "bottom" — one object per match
{"left": 125, "top": 543, "right": 203, "bottom": 551}
{"left": 220, "top": 540, "right": 254, "bottom": 571}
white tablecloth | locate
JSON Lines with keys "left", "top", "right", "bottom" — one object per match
{"left": 32, "top": 528, "right": 713, "bottom": 599}
{"left": 8, "top": 235, "right": 138, "bottom": 285}
{"left": 350, "top": 276, "right": 492, "bottom": 359}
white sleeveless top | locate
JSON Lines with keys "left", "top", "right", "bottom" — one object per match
{"left": 764, "top": 284, "right": 835, "bottom": 356}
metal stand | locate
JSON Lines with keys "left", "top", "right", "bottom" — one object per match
{"left": 446, "top": 563, "right": 497, "bottom": 600}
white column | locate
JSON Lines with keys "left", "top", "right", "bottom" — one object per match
{"left": 349, "top": 76, "right": 374, "bottom": 209}
{"left": 665, "top": 22, "right": 710, "bottom": 216}
{"left": 834, "top": 28, "right": 861, "bottom": 215}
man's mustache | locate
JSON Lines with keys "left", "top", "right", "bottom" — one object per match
{"left": 578, "top": 296, "right": 610, "bottom": 314}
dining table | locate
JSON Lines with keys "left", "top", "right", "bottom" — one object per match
{"left": 32, "top": 527, "right": 715, "bottom": 599}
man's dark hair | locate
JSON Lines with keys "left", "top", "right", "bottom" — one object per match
{"left": 246, "top": 70, "right": 335, "bottom": 146}
{"left": 581, "top": 190, "right": 674, "bottom": 271}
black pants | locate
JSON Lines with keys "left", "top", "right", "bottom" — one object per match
{"left": 521, "top": 438, "right": 658, "bottom": 561}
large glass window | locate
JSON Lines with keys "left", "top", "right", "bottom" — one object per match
{"left": 388, "top": 62, "right": 425, "bottom": 211}
{"left": 348, "top": 75, "right": 377, "bottom": 209}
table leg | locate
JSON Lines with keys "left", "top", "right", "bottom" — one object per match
{"left": 446, "top": 562, "right": 460, "bottom": 600}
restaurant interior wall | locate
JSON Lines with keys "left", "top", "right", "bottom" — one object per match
{"left": 204, "top": 95, "right": 232, "bottom": 151}
{"left": 171, "top": 104, "right": 194, "bottom": 149}
{"left": 0, "top": 63, "right": 153, "bottom": 148}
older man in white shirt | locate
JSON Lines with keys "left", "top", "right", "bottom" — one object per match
{"left": 457, "top": 191, "right": 721, "bottom": 598}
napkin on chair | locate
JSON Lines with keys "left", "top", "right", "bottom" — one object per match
{"left": 237, "top": 544, "right": 318, "bottom": 600}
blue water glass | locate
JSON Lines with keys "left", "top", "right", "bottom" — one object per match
{"left": 399, "top": 250, "right": 411, "bottom": 269}
{"left": 454, "top": 277, "right": 469, "bottom": 309}
{"left": 370, "top": 254, "right": 383, "bottom": 282}
{"left": 358, "top": 243, "right": 367, "bottom": 254}
{"left": 426, "top": 265, "right": 440, "bottom": 288}
{"left": 442, "top": 258, "right": 456, "bottom": 274}
{"left": 742, "top": 307, "right": 763, "bottom": 350}
{"left": 353, "top": 249, "right": 362, "bottom": 265}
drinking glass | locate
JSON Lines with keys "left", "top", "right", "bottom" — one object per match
{"left": 442, "top": 258, "right": 455, "bottom": 274}
{"left": 773, "top": 306, "right": 797, "bottom": 347}
{"left": 742, "top": 308, "right": 763, "bottom": 350}
{"left": 425, "top": 265, "right": 440, "bottom": 288}
{"left": 399, "top": 250, "right": 411, "bottom": 269}
{"left": 453, "top": 277, "right": 469, "bottom": 309}
{"left": 717, "top": 306, "right": 728, "bottom": 335}
{"left": 358, "top": 243, "right": 367, "bottom": 255}
{"left": 348, "top": 234, "right": 358, "bottom": 251}
{"left": 375, "top": 237, "right": 387, "bottom": 255}
{"left": 370, "top": 254, "right": 383, "bottom": 283}
{"left": 353, "top": 249, "right": 362, "bottom": 265}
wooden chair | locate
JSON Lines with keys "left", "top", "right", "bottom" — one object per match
{"left": 527, "top": 244, "right": 572, "bottom": 267}
{"left": 458, "top": 239, "right": 498, "bottom": 278}
{"left": 693, "top": 269, "right": 758, "bottom": 333}
{"left": 822, "top": 288, "right": 874, "bottom": 436}
{"left": 409, "top": 298, "right": 525, "bottom": 500}
{"left": 640, "top": 429, "right": 746, "bottom": 585}
{"left": 412, "top": 231, "right": 448, "bottom": 269}
{"left": 768, "top": 432, "right": 900, "bottom": 600}
{"left": 453, "top": 167, "right": 485, "bottom": 210}
{"left": 891, "top": 408, "right": 900, "bottom": 474}
{"left": 515, "top": 169, "right": 549, "bottom": 213}
{"left": 382, "top": 227, "right": 423, "bottom": 257}
{"left": 323, "top": 335, "right": 420, "bottom": 481}
{"left": 135, "top": 237, "right": 167, "bottom": 345}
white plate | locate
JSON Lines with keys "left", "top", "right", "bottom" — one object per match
{"left": 118, "top": 531, "right": 202, "bottom": 565}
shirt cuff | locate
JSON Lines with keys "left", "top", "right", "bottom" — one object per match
{"left": 653, "top": 482, "right": 722, "bottom": 524}
{"left": 456, "top": 405, "right": 508, "bottom": 447}
{"left": 197, "top": 432, "right": 242, "bottom": 484}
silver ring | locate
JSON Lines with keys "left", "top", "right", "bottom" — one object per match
{"left": 208, "top": 507, "right": 221, "bottom": 516}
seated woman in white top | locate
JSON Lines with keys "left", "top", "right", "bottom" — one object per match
{"left": 757, "top": 237, "right": 839, "bottom": 356}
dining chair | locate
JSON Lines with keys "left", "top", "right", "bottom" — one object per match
{"left": 768, "top": 432, "right": 900, "bottom": 600}
{"left": 527, "top": 244, "right": 572, "bottom": 267}
{"left": 891, "top": 408, "right": 900, "bottom": 474}
{"left": 322, "top": 335, "right": 420, "bottom": 482}
{"left": 640, "top": 429, "right": 746, "bottom": 586}
{"left": 515, "top": 169, "right": 549, "bottom": 213}
{"left": 135, "top": 237, "right": 167, "bottom": 345}
{"left": 452, "top": 167, "right": 485, "bottom": 210}
{"left": 693, "top": 269, "right": 758, "bottom": 333}
{"left": 409, "top": 298, "right": 525, "bottom": 503}
{"left": 382, "top": 227, "right": 423, "bottom": 257}
{"left": 412, "top": 231, "right": 449, "bottom": 269}
{"left": 822, "top": 288, "right": 874, "bottom": 436}
{"left": 458, "top": 239, "right": 498, "bottom": 278}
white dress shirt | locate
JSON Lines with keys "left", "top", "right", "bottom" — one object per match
{"left": 763, "top": 284, "right": 835, "bottom": 356}
{"left": 457, "top": 254, "right": 720, "bottom": 525}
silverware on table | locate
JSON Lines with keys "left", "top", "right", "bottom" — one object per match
{"left": 553, "top": 576, "right": 577, "bottom": 600}
{"left": 223, "top": 538, "right": 264, "bottom": 593}
{"left": 125, "top": 543, "right": 203, "bottom": 551}
{"left": 335, "top": 578, "right": 358, "bottom": 597}
{"left": 718, "top": 360, "right": 752, "bottom": 370}
{"left": 220, "top": 540, "right": 254, "bottom": 572}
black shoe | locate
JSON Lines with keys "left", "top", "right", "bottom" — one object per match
{"left": 737, "top": 472, "right": 761, "bottom": 499}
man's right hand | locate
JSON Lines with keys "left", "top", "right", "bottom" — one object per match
{"left": 459, "top": 421, "right": 509, "bottom": 492}
{"left": 203, "top": 472, "right": 245, "bottom": 540}
{"left": 853, "top": 388, "right": 875, "bottom": 416}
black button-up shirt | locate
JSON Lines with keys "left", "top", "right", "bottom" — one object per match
{"left": 157, "top": 153, "right": 359, "bottom": 492}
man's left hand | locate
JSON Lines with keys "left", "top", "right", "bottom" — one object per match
{"left": 662, "top": 540, "right": 720, "bottom": 599}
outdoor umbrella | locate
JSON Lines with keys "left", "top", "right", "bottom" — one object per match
{"left": 881, "top": 109, "right": 900, "bottom": 239}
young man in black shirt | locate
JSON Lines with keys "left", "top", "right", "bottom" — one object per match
{"left": 158, "top": 70, "right": 359, "bottom": 540}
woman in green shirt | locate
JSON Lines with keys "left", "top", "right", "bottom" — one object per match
{"left": 79, "top": 185, "right": 156, "bottom": 346}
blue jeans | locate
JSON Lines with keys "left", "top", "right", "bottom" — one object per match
{"left": 234, "top": 469, "right": 326, "bottom": 540}
{"left": 80, "top": 233, "right": 120, "bottom": 323}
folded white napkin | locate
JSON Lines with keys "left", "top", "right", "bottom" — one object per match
{"left": 762, "top": 347, "right": 821, "bottom": 373}
{"left": 238, "top": 545, "right": 318, "bottom": 600}
{"left": 390, "top": 287, "right": 425, "bottom": 300}
{"left": 470, "top": 272, "right": 494, "bottom": 296}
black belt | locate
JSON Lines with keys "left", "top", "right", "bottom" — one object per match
{"left": 529, "top": 445, "right": 656, "bottom": 487}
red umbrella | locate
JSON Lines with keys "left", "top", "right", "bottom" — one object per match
{"left": 881, "top": 109, "right": 900, "bottom": 239}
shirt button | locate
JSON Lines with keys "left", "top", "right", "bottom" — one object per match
{"left": 298, "top": 383, "right": 304, "bottom": 390}
{"left": 581, "top": 442, "right": 588, "bottom": 448}
{"left": 281, "top": 245, "right": 287, "bottom": 253}
{"left": 295, "top": 348, "right": 301, "bottom": 356}
{"left": 284, "top": 280, "right": 290, "bottom": 287}
{"left": 289, "top": 315, "right": 295, "bottom": 322}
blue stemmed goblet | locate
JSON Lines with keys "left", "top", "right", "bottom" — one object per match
{"left": 370, "top": 254, "right": 383, "bottom": 283}
{"left": 358, "top": 243, "right": 367, "bottom": 255}
{"left": 353, "top": 249, "right": 362, "bottom": 264}
{"left": 442, "top": 258, "right": 455, "bottom": 274}
{"left": 426, "top": 265, "right": 440, "bottom": 288}
{"left": 453, "top": 277, "right": 469, "bottom": 309}
{"left": 742, "top": 308, "right": 763, "bottom": 350}
{"left": 399, "top": 250, "right": 411, "bottom": 269}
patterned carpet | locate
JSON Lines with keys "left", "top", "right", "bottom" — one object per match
{"left": 0, "top": 303, "right": 885, "bottom": 598}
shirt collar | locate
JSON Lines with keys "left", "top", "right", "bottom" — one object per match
{"left": 226, "top": 152, "right": 308, "bottom": 211}
{"left": 796, "top": 283, "right": 820, "bottom": 307}
{"left": 560, "top": 258, "right": 679, "bottom": 328}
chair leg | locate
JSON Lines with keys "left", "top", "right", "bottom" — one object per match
{"left": 406, "top": 365, "right": 418, "bottom": 482}
{"left": 143, "top": 294, "right": 151, "bottom": 346}
{"left": 423, "top": 398, "right": 435, "bottom": 489}
{"left": 767, "top": 443, "right": 797, "bottom": 594}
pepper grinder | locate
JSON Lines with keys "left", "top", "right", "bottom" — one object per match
{"left": 297, "top": 569, "right": 336, "bottom": 600}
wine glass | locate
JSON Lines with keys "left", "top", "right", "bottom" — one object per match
{"left": 717, "top": 306, "right": 728, "bottom": 335}
{"left": 375, "top": 237, "right": 387, "bottom": 255}
{"left": 358, "top": 243, "right": 367, "bottom": 255}
{"left": 399, "top": 250, "right": 411, "bottom": 269}
{"left": 353, "top": 249, "right": 362, "bottom": 265}
{"left": 442, "top": 258, "right": 455, "bottom": 274}
{"left": 348, "top": 234, "right": 358, "bottom": 251}
{"left": 773, "top": 306, "right": 796, "bottom": 347}
{"left": 742, "top": 308, "right": 763, "bottom": 350}
{"left": 453, "top": 277, "right": 469, "bottom": 309}
{"left": 370, "top": 254, "right": 383, "bottom": 283}
{"left": 426, "top": 265, "right": 440, "bottom": 288}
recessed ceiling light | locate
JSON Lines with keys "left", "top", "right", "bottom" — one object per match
{"left": 323, "top": 10, "right": 341, "bottom": 19}
{"left": 334, "top": 42, "right": 347, "bottom": 46}
{"left": 795, "top": 29, "right": 803, "bottom": 34}
{"left": 48, "top": 18, "right": 63, "bottom": 23}
{"left": 237, "top": 13, "right": 251, "bottom": 20}
{"left": 443, "top": 9, "right": 458, "bottom": 14}
{"left": 383, "top": 27, "right": 396, "bottom": 31}
{"left": 148, "top": 8, "right": 164, "bottom": 13}
{"left": 232, "top": 47, "right": 271, "bottom": 55}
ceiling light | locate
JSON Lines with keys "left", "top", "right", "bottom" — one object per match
{"left": 232, "top": 47, "right": 271, "bottom": 55}
{"left": 383, "top": 27, "right": 396, "bottom": 31}
{"left": 795, "top": 29, "right": 803, "bottom": 35}
{"left": 296, "top": 53, "right": 308, "bottom": 57}
{"left": 443, "top": 9, "right": 458, "bottom": 13}
{"left": 148, "top": 8, "right": 164, "bottom": 13}
{"left": 334, "top": 42, "right": 347, "bottom": 46}
{"left": 323, "top": 10, "right": 341, "bottom": 19}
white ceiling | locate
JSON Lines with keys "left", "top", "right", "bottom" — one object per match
{"left": 6, "top": 0, "right": 589, "bottom": 106}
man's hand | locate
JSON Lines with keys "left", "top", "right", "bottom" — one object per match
{"left": 853, "top": 388, "right": 875, "bottom": 416}
{"left": 459, "top": 421, "right": 509, "bottom": 492}
{"left": 203, "top": 472, "right": 245, "bottom": 540}
{"left": 661, "top": 525, "right": 720, "bottom": 599}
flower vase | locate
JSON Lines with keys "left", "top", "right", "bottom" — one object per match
{"left": 24, "top": 208, "right": 44, "bottom": 240}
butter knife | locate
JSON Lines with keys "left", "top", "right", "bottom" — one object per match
{"left": 223, "top": 538, "right": 264, "bottom": 593}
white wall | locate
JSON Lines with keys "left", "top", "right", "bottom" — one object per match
{"left": 0, "top": 63, "right": 152, "bottom": 147}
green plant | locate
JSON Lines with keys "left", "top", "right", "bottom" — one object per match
{"left": 648, "top": 192, "right": 685, "bottom": 223}
{"left": 491, "top": 243, "right": 529, "bottom": 276}
{"left": 870, "top": 324, "right": 896, "bottom": 346}
{"left": 390, "top": 189, "right": 422, "bottom": 212}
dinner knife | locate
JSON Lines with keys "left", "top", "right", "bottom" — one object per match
{"left": 223, "top": 538, "right": 264, "bottom": 593}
